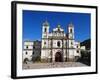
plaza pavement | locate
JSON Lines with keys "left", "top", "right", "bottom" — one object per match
{"left": 23, "top": 62, "right": 88, "bottom": 69}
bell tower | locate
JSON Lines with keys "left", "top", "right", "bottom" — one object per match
{"left": 42, "top": 20, "right": 49, "bottom": 38}
{"left": 68, "top": 22, "right": 75, "bottom": 61}
{"left": 68, "top": 22, "right": 74, "bottom": 39}
{"left": 41, "top": 20, "right": 50, "bottom": 61}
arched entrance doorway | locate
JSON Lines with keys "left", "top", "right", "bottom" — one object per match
{"left": 55, "top": 52, "right": 62, "bottom": 62}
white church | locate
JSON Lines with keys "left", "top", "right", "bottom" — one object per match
{"left": 23, "top": 20, "right": 85, "bottom": 63}
{"left": 41, "top": 20, "right": 81, "bottom": 62}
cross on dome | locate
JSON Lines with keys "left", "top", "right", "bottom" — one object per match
{"left": 57, "top": 24, "right": 61, "bottom": 28}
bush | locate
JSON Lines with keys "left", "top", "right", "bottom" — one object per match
{"left": 35, "top": 56, "right": 41, "bottom": 62}
{"left": 41, "top": 59, "right": 48, "bottom": 63}
{"left": 23, "top": 58, "right": 29, "bottom": 64}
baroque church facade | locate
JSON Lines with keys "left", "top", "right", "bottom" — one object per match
{"left": 41, "top": 21, "right": 81, "bottom": 62}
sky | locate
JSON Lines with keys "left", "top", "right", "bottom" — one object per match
{"left": 23, "top": 10, "right": 91, "bottom": 42}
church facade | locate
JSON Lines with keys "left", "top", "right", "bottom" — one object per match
{"left": 41, "top": 21, "right": 81, "bottom": 62}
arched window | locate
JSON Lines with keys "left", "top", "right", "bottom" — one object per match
{"left": 57, "top": 41, "right": 60, "bottom": 47}
{"left": 25, "top": 52, "right": 28, "bottom": 55}
{"left": 33, "top": 46, "right": 35, "bottom": 49}
{"left": 70, "top": 29, "right": 72, "bottom": 33}
{"left": 33, "top": 51, "right": 34, "bottom": 55}
{"left": 44, "top": 42, "right": 46, "bottom": 45}
{"left": 71, "top": 42, "right": 73, "bottom": 48}
{"left": 77, "top": 50, "right": 79, "bottom": 53}
{"left": 26, "top": 46, "right": 28, "bottom": 49}
{"left": 71, "top": 42, "right": 73, "bottom": 45}
{"left": 58, "top": 28, "right": 60, "bottom": 32}
{"left": 44, "top": 28, "right": 47, "bottom": 32}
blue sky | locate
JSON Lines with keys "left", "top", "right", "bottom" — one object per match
{"left": 23, "top": 10, "right": 91, "bottom": 42}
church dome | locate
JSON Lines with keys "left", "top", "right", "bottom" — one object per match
{"left": 43, "top": 20, "right": 49, "bottom": 26}
{"left": 53, "top": 24, "right": 64, "bottom": 32}
{"left": 57, "top": 24, "right": 61, "bottom": 28}
{"left": 68, "top": 22, "right": 74, "bottom": 27}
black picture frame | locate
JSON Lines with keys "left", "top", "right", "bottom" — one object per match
{"left": 11, "top": 1, "right": 98, "bottom": 79}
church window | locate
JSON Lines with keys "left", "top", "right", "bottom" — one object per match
{"left": 44, "top": 42, "right": 46, "bottom": 45}
{"left": 71, "top": 42, "right": 73, "bottom": 48}
{"left": 44, "top": 28, "right": 47, "bottom": 32}
{"left": 33, "top": 46, "right": 35, "bottom": 49}
{"left": 58, "top": 28, "right": 60, "bottom": 32}
{"left": 32, "top": 51, "right": 34, "bottom": 55}
{"left": 25, "top": 52, "right": 28, "bottom": 55}
{"left": 70, "top": 29, "right": 72, "bottom": 33}
{"left": 57, "top": 41, "right": 60, "bottom": 47}
{"left": 71, "top": 42, "right": 73, "bottom": 45}
{"left": 77, "top": 50, "right": 79, "bottom": 53}
{"left": 26, "top": 46, "right": 28, "bottom": 49}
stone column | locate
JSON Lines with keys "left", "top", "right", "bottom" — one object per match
{"left": 62, "top": 39, "right": 64, "bottom": 62}
{"left": 52, "top": 51, "right": 55, "bottom": 62}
